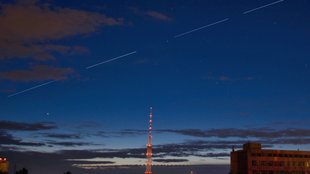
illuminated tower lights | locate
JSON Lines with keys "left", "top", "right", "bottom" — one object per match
{"left": 145, "top": 107, "right": 153, "bottom": 174}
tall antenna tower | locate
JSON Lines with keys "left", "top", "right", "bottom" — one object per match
{"left": 145, "top": 107, "right": 153, "bottom": 174}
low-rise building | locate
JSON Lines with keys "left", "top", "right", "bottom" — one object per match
{"left": 0, "top": 157, "right": 9, "bottom": 174}
{"left": 231, "top": 142, "right": 310, "bottom": 174}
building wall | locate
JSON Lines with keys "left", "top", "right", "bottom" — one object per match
{"left": 0, "top": 160, "right": 9, "bottom": 174}
{"left": 249, "top": 150, "right": 310, "bottom": 174}
{"left": 231, "top": 143, "right": 310, "bottom": 174}
{"left": 231, "top": 151, "right": 249, "bottom": 174}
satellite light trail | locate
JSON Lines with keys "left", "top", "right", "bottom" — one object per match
{"left": 86, "top": 51, "right": 137, "bottom": 69}
{"left": 5, "top": 1, "right": 285, "bottom": 98}
{"left": 8, "top": 51, "right": 137, "bottom": 97}
{"left": 174, "top": 18, "right": 229, "bottom": 38}
{"left": 8, "top": 79, "right": 60, "bottom": 98}
{"left": 243, "top": 0, "right": 285, "bottom": 14}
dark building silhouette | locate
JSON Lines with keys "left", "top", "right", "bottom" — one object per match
{"left": 15, "top": 168, "right": 28, "bottom": 174}
{"left": 231, "top": 143, "right": 310, "bottom": 174}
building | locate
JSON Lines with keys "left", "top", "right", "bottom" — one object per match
{"left": 0, "top": 157, "right": 9, "bottom": 174}
{"left": 231, "top": 142, "right": 310, "bottom": 174}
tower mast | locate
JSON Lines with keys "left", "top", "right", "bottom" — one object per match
{"left": 145, "top": 107, "right": 153, "bottom": 174}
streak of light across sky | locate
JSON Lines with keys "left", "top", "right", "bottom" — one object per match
{"left": 243, "top": 0, "right": 285, "bottom": 14}
{"left": 86, "top": 51, "right": 137, "bottom": 69}
{"left": 8, "top": 79, "right": 60, "bottom": 98}
{"left": 174, "top": 18, "right": 230, "bottom": 38}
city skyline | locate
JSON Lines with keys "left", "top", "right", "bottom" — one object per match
{"left": 0, "top": 0, "right": 310, "bottom": 174}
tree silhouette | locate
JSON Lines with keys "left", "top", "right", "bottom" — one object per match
{"left": 15, "top": 168, "right": 28, "bottom": 174}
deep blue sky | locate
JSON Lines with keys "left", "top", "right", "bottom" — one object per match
{"left": 0, "top": 0, "right": 310, "bottom": 173}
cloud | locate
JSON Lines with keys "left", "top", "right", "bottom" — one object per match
{"left": 0, "top": 65, "right": 74, "bottom": 82}
{"left": 0, "top": 1, "right": 123, "bottom": 60}
{"left": 0, "top": 131, "right": 45, "bottom": 146}
{"left": 270, "top": 138, "right": 310, "bottom": 145}
{"left": 0, "top": 43, "right": 88, "bottom": 61}
{"left": 0, "top": 120, "right": 56, "bottom": 147}
{"left": 197, "top": 153, "right": 230, "bottom": 158}
{"left": 0, "top": 150, "right": 80, "bottom": 174}
{"left": 72, "top": 161, "right": 116, "bottom": 169}
{"left": 48, "top": 141, "right": 94, "bottom": 147}
{"left": 0, "top": 148, "right": 230, "bottom": 174}
{"left": 68, "top": 160, "right": 115, "bottom": 165}
{"left": 0, "top": 145, "right": 25, "bottom": 151}
{"left": 94, "top": 129, "right": 147, "bottom": 138}
{"left": 157, "top": 128, "right": 310, "bottom": 138}
{"left": 0, "top": 120, "right": 57, "bottom": 131}
{"left": 95, "top": 128, "right": 310, "bottom": 147}
{"left": 43, "top": 133, "right": 81, "bottom": 139}
{"left": 49, "top": 142, "right": 229, "bottom": 160}
{"left": 129, "top": 7, "right": 172, "bottom": 22}
{"left": 153, "top": 141, "right": 239, "bottom": 158}
{"left": 157, "top": 129, "right": 207, "bottom": 138}
{"left": 146, "top": 11, "right": 172, "bottom": 22}
{"left": 1, "top": 123, "right": 309, "bottom": 173}
{"left": 0, "top": 136, "right": 308, "bottom": 174}
{"left": 88, "top": 128, "right": 310, "bottom": 159}
{"left": 153, "top": 159, "right": 188, "bottom": 163}
{"left": 119, "top": 129, "right": 147, "bottom": 136}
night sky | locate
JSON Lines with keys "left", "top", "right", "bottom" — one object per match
{"left": 0, "top": 0, "right": 310, "bottom": 174}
